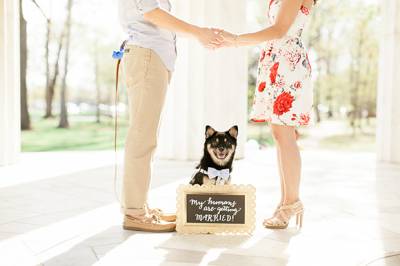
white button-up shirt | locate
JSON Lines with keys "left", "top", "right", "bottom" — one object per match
{"left": 118, "top": 0, "right": 177, "bottom": 71}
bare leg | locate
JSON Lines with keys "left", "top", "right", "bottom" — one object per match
{"left": 276, "top": 146, "right": 285, "bottom": 207}
{"left": 271, "top": 124, "right": 301, "bottom": 205}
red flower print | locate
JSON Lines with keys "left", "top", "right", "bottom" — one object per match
{"left": 306, "top": 53, "right": 312, "bottom": 72}
{"left": 251, "top": 118, "right": 266, "bottom": 123}
{"left": 258, "top": 82, "right": 266, "bottom": 92}
{"left": 276, "top": 77, "right": 285, "bottom": 88}
{"left": 299, "top": 113, "right": 310, "bottom": 125}
{"left": 273, "top": 92, "right": 294, "bottom": 116}
{"left": 252, "top": 0, "right": 313, "bottom": 125}
{"left": 266, "top": 47, "right": 273, "bottom": 57}
{"left": 260, "top": 50, "right": 266, "bottom": 62}
{"left": 283, "top": 50, "right": 302, "bottom": 70}
{"left": 269, "top": 62, "right": 279, "bottom": 85}
{"left": 269, "top": 0, "right": 275, "bottom": 9}
{"left": 300, "top": 5, "right": 310, "bottom": 15}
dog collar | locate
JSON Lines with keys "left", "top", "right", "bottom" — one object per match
{"left": 198, "top": 167, "right": 230, "bottom": 184}
{"left": 198, "top": 168, "right": 208, "bottom": 175}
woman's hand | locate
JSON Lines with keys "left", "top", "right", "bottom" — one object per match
{"left": 194, "top": 27, "right": 224, "bottom": 49}
{"left": 218, "top": 30, "right": 238, "bottom": 48}
{"left": 143, "top": 8, "right": 224, "bottom": 49}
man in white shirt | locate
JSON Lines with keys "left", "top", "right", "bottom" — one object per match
{"left": 118, "top": 0, "right": 223, "bottom": 232}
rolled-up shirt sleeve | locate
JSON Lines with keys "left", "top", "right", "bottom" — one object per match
{"left": 136, "top": 0, "right": 160, "bottom": 14}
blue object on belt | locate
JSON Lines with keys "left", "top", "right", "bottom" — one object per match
{"left": 112, "top": 40, "right": 128, "bottom": 60}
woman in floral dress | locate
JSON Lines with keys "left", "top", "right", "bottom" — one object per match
{"left": 220, "top": 0, "right": 316, "bottom": 229}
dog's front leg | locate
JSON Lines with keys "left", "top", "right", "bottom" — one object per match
{"left": 203, "top": 176, "right": 216, "bottom": 186}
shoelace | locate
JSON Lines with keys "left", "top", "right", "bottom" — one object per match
{"left": 146, "top": 213, "right": 161, "bottom": 224}
{"left": 128, "top": 213, "right": 161, "bottom": 224}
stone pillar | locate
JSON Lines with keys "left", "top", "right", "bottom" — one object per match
{"left": 157, "top": 0, "right": 248, "bottom": 160}
{"left": 0, "top": 0, "right": 21, "bottom": 166}
{"left": 376, "top": 0, "right": 400, "bottom": 164}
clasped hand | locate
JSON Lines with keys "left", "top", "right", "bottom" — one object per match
{"left": 196, "top": 27, "right": 237, "bottom": 49}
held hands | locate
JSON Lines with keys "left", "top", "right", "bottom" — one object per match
{"left": 195, "top": 27, "right": 224, "bottom": 49}
{"left": 216, "top": 29, "right": 238, "bottom": 48}
{"left": 194, "top": 27, "right": 238, "bottom": 49}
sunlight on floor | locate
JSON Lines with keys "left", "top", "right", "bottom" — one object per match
{"left": 0, "top": 151, "right": 119, "bottom": 188}
{"left": 0, "top": 204, "right": 121, "bottom": 265}
{"left": 0, "top": 150, "right": 399, "bottom": 265}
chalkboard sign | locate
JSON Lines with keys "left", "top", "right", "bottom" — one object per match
{"left": 176, "top": 184, "right": 256, "bottom": 234}
{"left": 186, "top": 194, "right": 245, "bottom": 224}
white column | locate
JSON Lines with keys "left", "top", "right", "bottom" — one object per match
{"left": 377, "top": 0, "right": 400, "bottom": 164}
{"left": 0, "top": 0, "right": 21, "bottom": 166}
{"left": 157, "top": 0, "right": 248, "bottom": 160}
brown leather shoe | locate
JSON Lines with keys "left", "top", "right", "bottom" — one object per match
{"left": 147, "top": 208, "right": 176, "bottom": 222}
{"left": 123, "top": 214, "right": 176, "bottom": 232}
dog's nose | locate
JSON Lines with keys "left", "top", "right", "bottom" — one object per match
{"left": 218, "top": 147, "right": 225, "bottom": 152}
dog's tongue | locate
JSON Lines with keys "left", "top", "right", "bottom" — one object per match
{"left": 217, "top": 153, "right": 226, "bottom": 159}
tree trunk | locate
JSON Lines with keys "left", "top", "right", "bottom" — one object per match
{"left": 314, "top": 61, "right": 322, "bottom": 123}
{"left": 30, "top": 0, "right": 54, "bottom": 119}
{"left": 324, "top": 31, "right": 334, "bottom": 119}
{"left": 46, "top": 30, "right": 65, "bottom": 118}
{"left": 20, "top": 0, "right": 31, "bottom": 130}
{"left": 44, "top": 19, "right": 54, "bottom": 118}
{"left": 325, "top": 57, "right": 333, "bottom": 119}
{"left": 350, "top": 32, "right": 364, "bottom": 136}
{"left": 58, "top": 0, "right": 73, "bottom": 129}
{"left": 94, "top": 44, "right": 101, "bottom": 123}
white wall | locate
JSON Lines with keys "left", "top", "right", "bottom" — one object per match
{"left": 0, "top": 0, "right": 21, "bottom": 166}
{"left": 376, "top": 0, "right": 400, "bottom": 164}
{"left": 156, "top": 0, "right": 248, "bottom": 160}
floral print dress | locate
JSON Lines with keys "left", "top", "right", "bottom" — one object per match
{"left": 250, "top": 0, "right": 313, "bottom": 127}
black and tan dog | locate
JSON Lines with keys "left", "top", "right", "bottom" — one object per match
{"left": 189, "top": 125, "right": 238, "bottom": 186}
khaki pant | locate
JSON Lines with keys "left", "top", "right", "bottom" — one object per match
{"left": 121, "top": 45, "right": 171, "bottom": 216}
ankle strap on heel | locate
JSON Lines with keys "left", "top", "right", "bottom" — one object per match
{"left": 279, "top": 201, "right": 304, "bottom": 212}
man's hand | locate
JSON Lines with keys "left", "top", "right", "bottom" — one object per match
{"left": 217, "top": 30, "right": 238, "bottom": 48}
{"left": 143, "top": 8, "right": 225, "bottom": 50}
{"left": 194, "top": 27, "right": 224, "bottom": 49}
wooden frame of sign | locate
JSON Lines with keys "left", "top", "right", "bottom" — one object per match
{"left": 176, "top": 184, "right": 256, "bottom": 234}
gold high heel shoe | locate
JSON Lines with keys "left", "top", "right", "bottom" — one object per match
{"left": 263, "top": 201, "right": 304, "bottom": 229}
{"left": 271, "top": 203, "right": 282, "bottom": 217}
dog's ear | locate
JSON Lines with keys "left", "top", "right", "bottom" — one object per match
{"left": 227, "top": 125, "right": 238, "bottom": 139}
{"left": 205, "top": 125, "right": 216, "bottom": 139}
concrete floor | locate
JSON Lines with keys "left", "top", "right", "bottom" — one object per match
{"left": 0, "top": 149, "right": 399, "bottom": 266}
